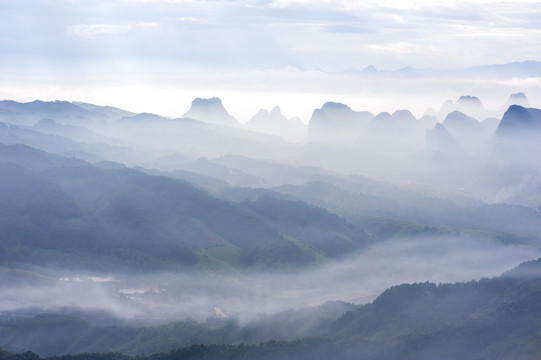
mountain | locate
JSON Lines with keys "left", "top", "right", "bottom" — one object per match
{"left": 31, "top": 119, "right": 113, "bottom": 144}
{"left": 465, "top": 60, "right": 541, "bottom": 79}
{"left": 0, "top": 144, "right": 379, "bottom": 272}
{"left": 0, "top": 100, "right": 122, "bottom": 126}
{"left": 0, "top": 121, "right": 140, "bottom": 164}
{"left": 491, "top": 105, "right": 541, "bottom": 169}
{"left": 325, "top": 258, "right": 541, "bottom": 359}
{"left": 107, "top": 111, "right": 288, "bottom": 161}
{"left": 482, "top": 105, "right": 541, "bottom": 205}
{"left": 348, "top": 61, "right": 541, "bottom": 80}
{"left": 182, "top": 97, "right": 238, "bottom": 126}
{"left": 437, "top": 95, "right": 492, "bottom": 121}
{"left": 360, "top": 110, "right": 424, "bottom": 157}
{"left": 118, "top": 112, "right": 174, "bottom": 124}
{"left": 497, "top": 105, "right": 541, "bottom": 133}
{"left": 308, "top": 102, "right": 373, "bottom": 144}
{"left": 425, "top": 123, "right": 464, "bottom": 157}
{"left": 499, "top": 92, "right": 530, "bottom": 115}
{"left": 72, "top": 102, "right": 135, "bottom": 119}
{"left": 245, "top": 107, "right": 306, "bottom": 142}
{"left": 441, "top": 111, "right": 487, "bottom": 155}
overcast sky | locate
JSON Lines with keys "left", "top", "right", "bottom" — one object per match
{"left": 1, "top": 0, "right": 541, "bottom": 121}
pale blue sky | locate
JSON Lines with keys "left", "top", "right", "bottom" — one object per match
{"left": 1, "top": 0, "right": 541, "bottom": 121}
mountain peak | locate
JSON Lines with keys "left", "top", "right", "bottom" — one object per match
{"left": 270, "top": 106, "right": 281, "bottom": 116}
{"left": 503, "top": 92, "right": 530, "bottom": 109}
{"left": 321, "top": 102, "right": 352, "bottom": 112}
{"left": 361, "top": 65, "right": 378, "bottom": 74}
{"left": 457, "top": 95, "right": 482, "bottom": 105}
{"left": 498, "top": 105, "right": 541, "bottom": 132}
{"left": 183, "top": 97, "right": 238, "bottom": 126}
{"left": 443, "top": 111, "right": 484, "bottom": 131}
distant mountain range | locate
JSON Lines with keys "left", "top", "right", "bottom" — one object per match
{"left": 352, "top": 60, "right": 541, "bottom": 79}
{"left": 1, "top": 92, "right": 541, "bottom": 206}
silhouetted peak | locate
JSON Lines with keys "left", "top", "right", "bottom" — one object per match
{"left": 374, "top": 112, "right": 392, "bottom": 121}
{"left": 270, "top": 106, "right": 281, "bottom": 116}
{"left": 498, "top": 105, "right": 541, "bottom": 131}
{"left": 191, "top": 97, "right": 223, "bottom": 109}
{"left": 392, "top": 109, "right": 416, "bottom": 122}
{"left": 253, "top": 109, "right": 270, "bottom": 117}
{"left": 504, "top": 92, "right": 529, "bottom": 108}
{"left": 457, "top": 95, "right": 482, "bottom": 106}
{"left": 443, "top": 111, "right": 480, "bottom": 127}
{"left": 425, "top": 123, "right": 463, "bottom": 154}
{"left": 361, "top": 65, "right": 378, "bottom": 74}
{"left": 509, "top": 92, "right": 527, "bottom": 101}
{"left": 183, "top": 97, "right": 238, "bottom": 125}
{"left": 321, "top": 102, "right": 352, "bottom": 112}
{"left": 249, "top": 107, "right": 287, "bottom": 124}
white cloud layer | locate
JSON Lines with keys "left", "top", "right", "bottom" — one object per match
{"left": 67, "top": 24, "right": 133, "bottom": 39}
{"left": 0, "top": 0, "right": 540, "bottom": 117}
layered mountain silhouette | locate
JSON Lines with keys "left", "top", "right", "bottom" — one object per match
{"left": 0, "top": 100, "right": 131, "bottom": 126}
{"left": 2, "top": 91, "right": 541, "bottom": 360}
{"left": 499, "top": 92, "right": 529, "bottom": 114}
{"left": 350, "top": 60, "right": 541, "bottom": 80}
{"left": 1, "top": 95, "right": 540, "bottom": 206}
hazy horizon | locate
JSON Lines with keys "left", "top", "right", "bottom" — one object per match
{"left": 2, "top": 0, "right": 541, "bottom": 121}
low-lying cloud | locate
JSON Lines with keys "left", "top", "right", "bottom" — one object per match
{"left": 1, "top": 235, "right": 538, "bottom": 324}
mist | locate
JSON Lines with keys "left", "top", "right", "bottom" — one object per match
{"left": 2, "top": 235, "right": 537, "bottom": 325}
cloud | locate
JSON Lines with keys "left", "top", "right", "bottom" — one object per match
{"left": 324, "top": 24, "right": 372, "bottom": 34}
{"left": 449, "top": 24, "right": 541, "bottom": 38}
{"left": 67, "top": 24, "right": 133, "bottom": 39}
{"left": 368, "top": 41, "right": 425, "bottom": 55}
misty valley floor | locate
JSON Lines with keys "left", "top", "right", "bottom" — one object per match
{"left": 2, "top": 258, "right": 541, "bottom": 360}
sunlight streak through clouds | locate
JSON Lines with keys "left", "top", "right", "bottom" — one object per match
{"left": 67, "top": 24, "right": 133, "bottom": 39}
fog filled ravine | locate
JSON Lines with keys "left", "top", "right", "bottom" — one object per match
{"left": 2, "top": 92, "right": 541, "bottom": 360}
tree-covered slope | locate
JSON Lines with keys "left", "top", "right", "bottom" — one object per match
{"left": 0, "top": 144, "right": 374, "bottom": 272}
